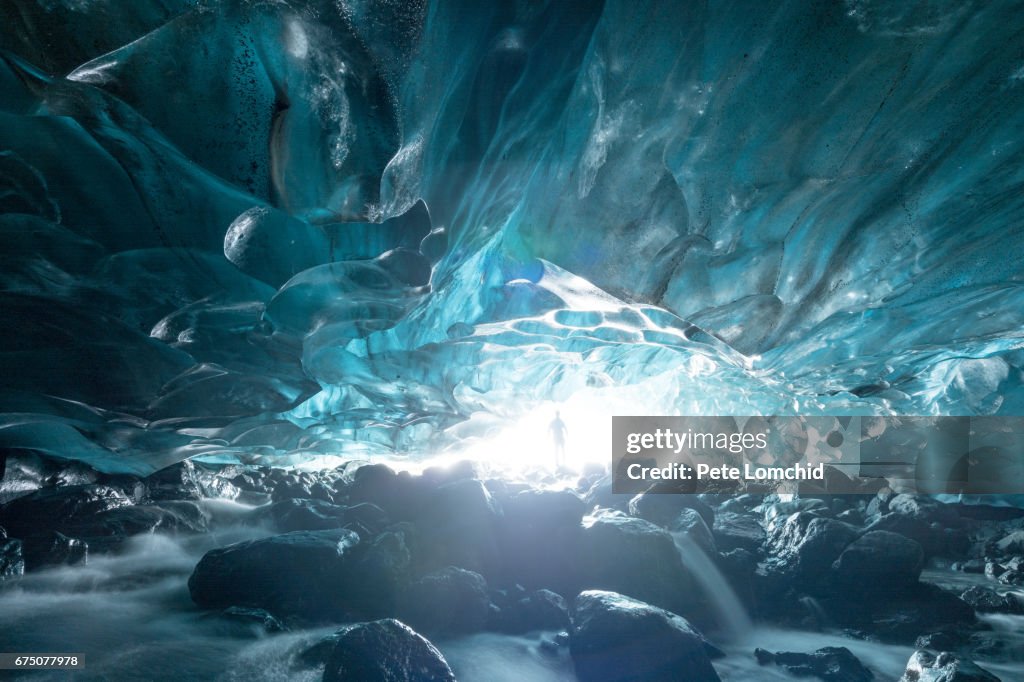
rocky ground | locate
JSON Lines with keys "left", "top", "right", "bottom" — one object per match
{"left": 2, "top": 451, "right": 1023, "bottom": 681}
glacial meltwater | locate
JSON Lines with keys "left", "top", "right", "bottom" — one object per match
{"left": 1, "top": 492, "right": 1023, "bottom": 681}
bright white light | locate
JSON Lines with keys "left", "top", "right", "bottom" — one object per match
{"left": 439, "top": 372, "right": 687, "bottom": 480}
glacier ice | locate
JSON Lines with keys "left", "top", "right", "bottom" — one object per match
{"left": 0, "top": 0, "right": 1023, "bottom": 473}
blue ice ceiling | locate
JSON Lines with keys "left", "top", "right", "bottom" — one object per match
{"left": 1, "top": 0, "right": 1023, "bottom": 472}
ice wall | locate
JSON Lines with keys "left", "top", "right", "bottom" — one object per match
{"left": 1, "top": 0, "right": 1022, "bottom": 472}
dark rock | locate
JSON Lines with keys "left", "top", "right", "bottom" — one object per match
{"left": 754, "top": 646, "right": 873, "bottom": 682}
{"left": 0, "top": 537, "right": 24, "bottom": 579}
{"left": 499, "top": 488, "right": 584, "bottom": 594}
{"left": 189, "top": 528, "right": 407, "bottom": 621}
{"left": 0, "top": 484, "right": 132, "bottom": 538}
{"left": 888, "top": 494, "right": 959, "bottom": 526}
{"left": 629, "top": 490, "right": 714, "bottom": 529}
{"left": 763, "top": 499, "right": 830, "bottom": 527}
{"left": 261, "top": 498, "right": 388, "bottom": 535}
{"left": 322, "top": 619, "right": 455, "bottom": 682}
{"left": 763, "top": 512, "right": 859, "bottom": 583}
{"left": 899, "top": 650, "right": 1000, "bottom": 681}
{"left": 229, "top": 471, "right": 271, "bottom": 495}
{"left": 821, "top": 582, "right": 976, "bottom": 643}
{"left": 416, "top": 478, "right": 500, "bottom": 576}
{"left": 867, "top": 494, "right": 964, "bottom": 558}
{"left": 297, "top": 633, "right": 342, "bottom": 668}
{"left": 996, "top": 570, "right": 1024, "bottom": 586}
{"left": 270, "top": 473, "right": 326, "bottom": 504}
{"left": 960, "top": 586, "right": 1023, "bottom": 614}
{"left": 0, "top": 450, "right": 101, "bottom": 503}
{"left": 716, "top": 548, "right": 758, "bottom": 597}
{"left": 2, "top": 483, "right": 208, "bottom": 558}
{"left": 22, "top": 531, "right": 87, "bottom": 569}
{"left": 144, "top": 460, "right": 239, "bottom": 502}
{"left": 345, "top": 464, "right": 421, "bottom": 520}
{"left": 73, "top": 502, "right": 209, "bottom": 538}
{"left": 11, "top": 501, "right": 210, "bottom": 557}
{"left": 399, "top": 566, "right": 490, "bottom": 635}
{"left": 713, "top": 511, "right": 767, "bottom": 553}
{"left": 495, "top": 588, "right": 570, "bottom": 633}
{"left": 578, "top": 511, "right": 697, "bottom": 618}
{"left": 832, "top": 531, "right": 924, "bottom": 594}
{"left": 671, "top": 507, "right": 717, "bottom": 555}
{"left": 569, "top": 590, "right": 721, "bottom": 682}
{"left": 717, "top": 494, "right": 763, "bottom": 514}
{"left": 340, "top": 525, "right": 414, "bottom": 617}
{"left": 221, "top": 606, "right": 285, "bottom": 632}
{"left": 996, "top": 530, "right": 1024, "bottom": 556}
{"left": 915, "top": 631, "right": 970, "bottom": 651}
{"left": 582, "top": 475, "right": 634, "bottom": 512}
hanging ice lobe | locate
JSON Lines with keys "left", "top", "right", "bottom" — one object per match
{"left": 1, "top": 0, "right": 1022, "bottom": 473}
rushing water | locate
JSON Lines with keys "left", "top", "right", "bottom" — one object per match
{"left": 2, "top": 512, "right": 1024, "bottom": 681}
{"left": 672, "top": 531, "right": 752, "bottom": 640}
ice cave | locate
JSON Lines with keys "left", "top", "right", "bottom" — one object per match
{"left": 1, "top": 0, "right": 1024, "bottom": 679}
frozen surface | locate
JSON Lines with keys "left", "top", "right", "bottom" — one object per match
{"left": 1, "top": 0, "right": 1023, "bottom": 472}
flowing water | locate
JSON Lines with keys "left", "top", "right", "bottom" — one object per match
{"left": 672, "top": 530, "right": 752, "bottom": 640}
{"left": 2, "top": 515, "right": 1024, "bottom": 681}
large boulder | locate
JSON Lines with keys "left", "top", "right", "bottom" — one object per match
{"left": 144, "top": 460, "right": 239, "bottom": 502}
{"left": 0, "top": 484, "right": 132, "bottom": 538}
{"left": 493, "top": 588, "right": 570, "bottom": 633}
{"left": 762, "top": 499, "right": 830, "bottom": 528}
{"left": 959, "top": 586, "right": 1024, "bottom": 614}
{"left": 415, "top": 479, "right": 501, "bottom": 576}
{"left": 71, "top": 501, "right": 208, "bottom": 536}
{"left": 671, "top": 507, "right": 717, "bottom": 555}
{"left": 899, "top": 650, "right": 1000, "bottom": 682}
{"left": 832, "top": 531, "right": 924, "bottom": 594}
{"left": 629, "top": 491, "right": 714, "bottom": 529}
{"left": 14, "top": 500, "right": 209, "bottom": 559}
{"left": 0, "top": 450, "right": 102, "bottom": 503}
{"left": 866, "top": 494, "right": 966, "bottom": 558}
{"left": 22, "top": 531, "right": 87, "bottom": 569}
{"left": 399, "top": 566, "right": 490, "bottom": 635}
{"left": 763, "top": 512, "right": 860, "bottom": 583}
{"left": 821, "top": 582, "right": 976, "bottom": 643}
{"left": 995, "top": 530, "right": 1024, "bottom": 556}
{"left": 344, "top": 464, "right": 422, "bottom": 520}
{"left": 887, "top": 495, "right": 960, "bottom": 526}
{"left": 189, "top": 528, "right": 409, "bottom": 621}
{"left": 322, "top": 619, "right": 455, "bottom": 682}
{"left": 578, "top": 511, "right": 696, "bottom": 617}
{"left": 499, "top": 488, "right": 585, "bottom": 594}
{"left": 569, "top": 590, "right": 721, "bottom": 682}
{"left": 713, "top": 511, "right": 766, "bottom": 553}
{"left": 755, "top": 646, "right": 873, "bottom": 682}
{"left": 260, "top": 499, "right": 388, "bottom": 535}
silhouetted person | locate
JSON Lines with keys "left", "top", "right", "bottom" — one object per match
{"left": 549, "top": 410, "right": 568, "bottom": 469}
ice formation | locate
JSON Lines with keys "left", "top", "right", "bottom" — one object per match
{"left": 1, "top": 0, "right": 1023, "bottom": 473}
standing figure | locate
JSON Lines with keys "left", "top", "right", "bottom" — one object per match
{"left": 549, "top": 410, "right": 568, "bottom": 469}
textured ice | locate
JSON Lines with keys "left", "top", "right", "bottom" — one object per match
{"left": 1, "top": 0, "right": 1022, "bottom": 472}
